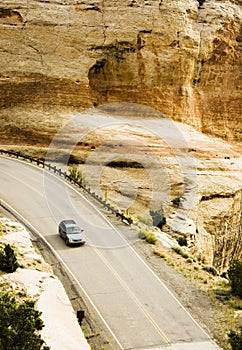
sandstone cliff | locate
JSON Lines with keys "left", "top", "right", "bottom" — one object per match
{"left": 65, "top": 106, "right": 240, "bottom": 272}
{"left": 0, "top": 0, "right": 241, "bottom": 141}
{"left": 0, "top": 1, "right": 241, "bottom": 271}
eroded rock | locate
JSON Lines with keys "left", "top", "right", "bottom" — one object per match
{"left": 0, "top": 0, "right": 241, "bottom": 141}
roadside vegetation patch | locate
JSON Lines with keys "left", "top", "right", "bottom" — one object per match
{"left": 152, "top": 241, "right": 242, "bottom": 349}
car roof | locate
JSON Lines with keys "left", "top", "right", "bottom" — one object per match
{"left": 61, "top": 219, "right": 77, "bottom": 226}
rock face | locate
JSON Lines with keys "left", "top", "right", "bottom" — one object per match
{"left": 0, "top": 101, "right": 241, "bottom": 272}
{"left": 189, "top": 159, "right": 242, "bottom": 271}
{"left": 0, "top": 1, "right": 241, "bottom": 271}
{"left": 0, "top": 0, "right": 241, "bottom": 141}
{"left": 49, "top": 105, "right": 240, "bottom": 273}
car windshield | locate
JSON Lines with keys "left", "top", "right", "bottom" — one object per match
{"left": 67, "top": 226, "right": 80, "bottom": 234}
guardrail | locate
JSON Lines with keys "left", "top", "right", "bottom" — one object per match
{"left": 0, "top": 149, "right": 133, "bottom": 224}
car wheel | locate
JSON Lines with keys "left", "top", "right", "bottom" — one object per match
{"left": 65, "top": 238, "right": 69, "bottom": 246}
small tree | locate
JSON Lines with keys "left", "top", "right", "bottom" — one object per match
{"left": 228, "top": 259, "right": 242, "bottom": 298}
{"left": 0, "top": 292, "right": 50, "bottom": 350}
{"left": 228, "top": 327, "right": 242, "bottom": 350}
{"left": 0, "top": 244, "right": 19, "bottom": 273}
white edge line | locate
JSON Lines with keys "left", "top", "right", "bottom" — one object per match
{"left": 49, "top": 169, "right": 220, "bottom": 348}
{"left": 1, "top": 155, "right": 221, "bottom": 349}
{"left": 0, "top": 198, "right": 123, "bottom": 350}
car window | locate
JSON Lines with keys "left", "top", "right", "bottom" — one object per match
{"left": 67, "top": 226, "right": 80, "bottom": 234}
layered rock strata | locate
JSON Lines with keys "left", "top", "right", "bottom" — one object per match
{"left": 0, "top": 0, "right": 241, "bottom": 141}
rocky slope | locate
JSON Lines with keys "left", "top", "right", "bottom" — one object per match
{"left": 65, "top": 106, "right": 241, "bottom": 273}
{"left": 0, "top": 0, "right": 241, "bottom": 141}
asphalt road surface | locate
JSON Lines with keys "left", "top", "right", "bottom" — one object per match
{"left": 0, "top": 156, "right": 220, "bottom": 350}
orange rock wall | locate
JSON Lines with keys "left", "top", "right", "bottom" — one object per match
{"left": 0, "top": 0, "right": 241, "bottom": 141}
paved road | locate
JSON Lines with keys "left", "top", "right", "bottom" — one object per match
{"left": 0, "top": 156, "right": 220, "bottom": 350}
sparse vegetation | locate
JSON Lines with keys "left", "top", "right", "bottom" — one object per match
{"left": 152, "top": 240, "right": 242, "bottom": 349}
{"left": 138, "top": 229, "right": 148, "bottom": 240}
{"left": 69, "top": 165, "right": 87, "bottom": 186}
{"left": 145, "top": 233, "right": 157, "bottom": 245}
{"left": 172, "top": 245, "right": 196, "bottom": 261}
{"left": 137, "top": 215, "right": 152, "bottom": 226}
{"left": 154, "top": 248, "right": 167, "bottom": 259}
{"left": 69, "top": 165, "right": 82, "bottom": 181}
{"left": 138, "top": 229, "right": 157, "bottom": 244}
{"left": 202, "top": 265, "right": 218, "bottom": 276}
{"left": 172, "top": 245, "right": 187, "bottom": 258}
{"left": 172, "top": 245, "right": 183, "bottom": 255}
{"left": 227, "top": 297, "right": 242, "bottom": 310}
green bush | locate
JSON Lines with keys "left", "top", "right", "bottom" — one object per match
{"left": 202, "top": 265, "right": 218, "bottom": 276}
{"left": 137, "top": 216, "right": 152, "bottom": 226}
{"left": 228, "top": 327, "right": 242, "bottom": 350}
{"left": 0, "top": 244, "right": 19, "bottom": 273}
{"left": 138, "top": 229, "right": 148, "bottom": 240}
{"left": 172, "top": 246, "right": 195, "bottom": 261}
{"left": 0, "top": 291, "right": 50, "bottom": 350}
{"left": 172, "top": 246, "right": 184, "bottom": 255}
{"left": 227, "top": 298, "right": 242, "bottom": 310}
{"left": 177, "top": 236, "right": 187, "bottom": 247}
{"left": 145, "top": 234, "right": 157, "bottom": 245}
{"left": 69, "top": 165, "right": 87, "bottom": 185}
{"left": 214, "top": 289, "right": 231, "bottom": 301}
{"left": 69, "top": 165, "right": 80, "bottom": 180}
{"left": 228, "top": 259, "right": 242, "bottom": 298}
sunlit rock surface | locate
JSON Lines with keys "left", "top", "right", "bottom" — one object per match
{"left": 0, "top": 0, "right": 241, "bottom": 141}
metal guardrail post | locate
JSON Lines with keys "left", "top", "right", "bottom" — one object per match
{"left": 0, "top": 149, "right": 132, "bottom": 225}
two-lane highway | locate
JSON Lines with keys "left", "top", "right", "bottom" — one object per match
{"left": 0, "top": 156, "right": 220, "bottom": 350}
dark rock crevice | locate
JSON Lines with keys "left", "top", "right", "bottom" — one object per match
{"left": 0, "top": 8, "right": 23, "bottom": 25}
